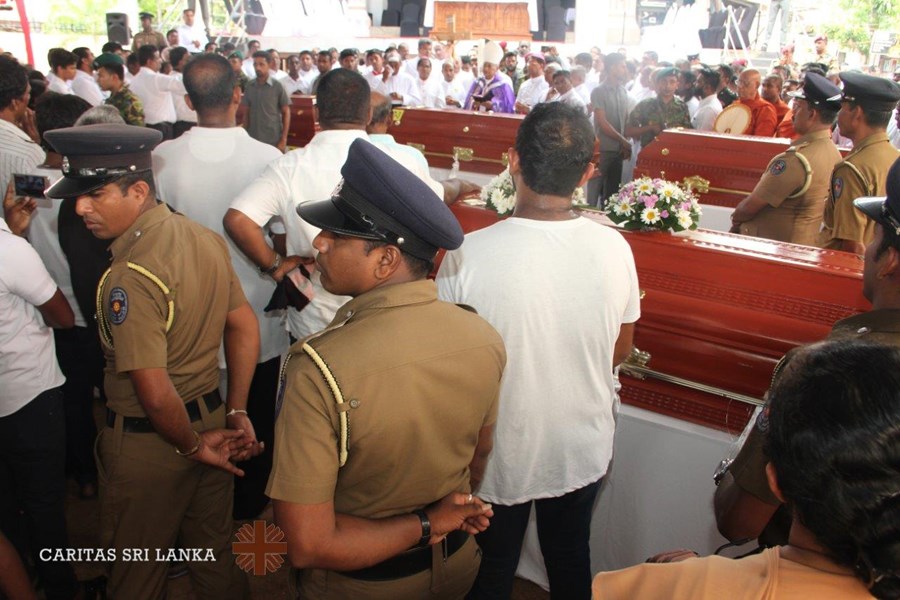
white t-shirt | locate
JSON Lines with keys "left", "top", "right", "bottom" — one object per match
{"left": 441, "top": 76, "right": 468, "bottom": 107}
{"left": 230, "top": 129, "right": 443, "bottom": 340}
{"left": 0, "top": 218, "right": 65, "bottom": 416}
{"left": 436, "top": 217, "right": 641, "bottom": 504}
{"left": 24, "top": 165, "right": 86, "bottom": 327}
{"left": 153, "top": 126, "right": 287, "bottom": 364}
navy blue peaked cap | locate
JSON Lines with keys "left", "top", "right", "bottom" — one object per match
{"left": 44, "top": 124, "right": 162, "bottom": 199}
{"left": 788, "top": 72, "right": 841, "bottom": 111}
{"left": 297, "top": 138, "right": 463, "bottom": 259}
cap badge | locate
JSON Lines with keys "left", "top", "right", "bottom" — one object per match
{"left": 331, "top": 179, "right": 344, "bottom": 198}
{"left": 62, "top": 156, "right": 70, "bottom": 174}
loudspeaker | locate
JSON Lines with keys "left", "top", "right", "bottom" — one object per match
{"left": 242, "top": 0, "right": 267, "bottom": 36}
{"left": 106, "top": 12, "right": 129, "bottom": 45}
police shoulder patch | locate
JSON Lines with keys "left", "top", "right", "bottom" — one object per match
{"left": 769, "top": 159, "right": 787, "bottom": 176}
{"left": 833, "top": 176, "right": 844, "bottom": 199}
{"left": 109, "top": 287, "right": 128, "bottom": 325}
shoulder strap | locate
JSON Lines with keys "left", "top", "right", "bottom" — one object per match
{"left": 95, "top": 262, "right": 175, "bottom": 349}
{"left": 841, "top": 160, "right": 874, "bottom": 196}
{"left": 274, "top": 312, "right": 355, "bottom": 467}
{"left": 785, "top": 147, "right": 812, "bottom": 199}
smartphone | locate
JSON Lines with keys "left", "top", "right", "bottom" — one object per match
{"left": 13, "top": 173, "right": 49, "bottom": 200}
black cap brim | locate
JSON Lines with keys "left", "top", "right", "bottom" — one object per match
{"left": 45, "top": 175, "right": 115, "bottom": 200}
{"left": 853, "top": 196, "right": 887, "bottom": 223}
{"left": 296, "top": 198, "right": 383, "bottom": 240}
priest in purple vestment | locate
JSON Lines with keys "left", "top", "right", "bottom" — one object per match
{"left": 464, "top": 41, "right": 515, "bottom": 114}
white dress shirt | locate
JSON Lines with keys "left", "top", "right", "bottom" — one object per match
{"left": 516, "top": 76, "right": 549, "bottom": 109}
{"left": 71, "top": 70, "right": 104, "bottom": 106}
{"left": 46, "top": 73, "right": 73, "bottom": 95}
{"left": 128, "top": 67, "right": 185, "bottom": 125}
{"left": 176, "top": 23, "right": 207, "bottom": 50}
{"left": 692, "top": 93, "right": 723, "bottom": 131}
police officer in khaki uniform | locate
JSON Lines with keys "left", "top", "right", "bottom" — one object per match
{"left": 267, "top": 139, "right": 505, "bottom": 600}
{"left": 44, "top": 124, "right": 260, "bottom": 600}
{"left": 730, "top": 73, "right": 842, "bottom": 245}
{"left": 819, "top": 71, "right": 900, "bottom": 254}
{"left": 132, "top": 13, "right": 167, "bottom": 52}
{"left": 714, "top": 156, "right": 900, "bottom": 548}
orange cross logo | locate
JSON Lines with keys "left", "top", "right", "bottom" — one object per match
{"left": 232, "top": 520, "right": 288, "bottom": 575}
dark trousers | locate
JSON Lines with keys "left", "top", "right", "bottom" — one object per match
{"left": 233, "top": 356, "right": 280, "bottom": 520}
{"left": 0, "top": 387, "right": 78, "bottom": 599}
{"left": 173, "top": 120, "right": 196, "bottom": 139}
{"left": 54, "top": 326, "right": 102, "bottom": 486}
{"left": 589, "top": 151, "right": 625, "bottom": 209}
{"left": 146, "top": 121, "right": 174, "bottom": 141}
{"left": 467, "top": 479, "right": 602, "bottom": 600}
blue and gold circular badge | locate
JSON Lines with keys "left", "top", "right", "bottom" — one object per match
{"left": 770, "top": 159, "right": 786, "bottom": 176}
{"left": 833, "top": 176, "right": 844, "bottom": 199}
{"left": 109, "top": 287, "right": 128, "bottom": 325}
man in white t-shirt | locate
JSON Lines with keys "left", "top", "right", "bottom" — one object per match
{"left": 153, "top": 53, "right": 287, "bottom": 519}
{"left": 437, "top": 102, "right": 640, "bottom": 600}
{"left": 224, "top": 69, "right": 442, "bottom": 342}
{"left": 46, "top": 48, "right": 77, "bottom": 95}
{"left": 0, "top": 206, "right": 77, "bottom": 599}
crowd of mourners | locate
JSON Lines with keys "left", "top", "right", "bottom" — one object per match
{"left": 0, "top": 8, "right": 898, "bottom": 600}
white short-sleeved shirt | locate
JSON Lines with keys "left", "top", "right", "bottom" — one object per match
{"left": 0, "top": 218, "right": 65, "bottom": 416}
{"left": 153, "top": 126, "right": 286, "bottom": 364}
{"left": 436, "top": 217, "right": 641, "bottom": 504}
{"left": 230, "top": 129, "right": 443, "bottom": 340}
{"left": 516, "top": 76, "right": 549, "bottom": 109}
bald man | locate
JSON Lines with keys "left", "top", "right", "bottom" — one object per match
{"left": 735, "top": 69, "right": 778, "bottom": 136}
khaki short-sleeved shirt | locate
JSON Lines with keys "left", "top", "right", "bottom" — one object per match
{"left": 740, "top": 129, "right": 841, "bottom": 245}
{"left": 819, "top": 132, "right": 900, "bottom": 249}
{"left": 267, "top": 280, "right": 505, "bottom": 519}
{"left": 100, "top": 203, "right": 246, "bottom": 416}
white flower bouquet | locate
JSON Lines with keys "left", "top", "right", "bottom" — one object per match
{"left": 480, "top": 168, "right": 586, "bottom": 216}
{"left": 606, "top": 176, "right": 702, "bottom": 232}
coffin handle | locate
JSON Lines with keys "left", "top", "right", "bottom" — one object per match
{"left": 625, "top": 346, "right": 651, "bottom": 368}
{"left": 683, "top": 175, "right": 710, "bottom": 194}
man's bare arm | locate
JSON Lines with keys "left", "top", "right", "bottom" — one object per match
{"left": 613, "top": 322, "right": 635, "bottom": 367}
{"left": 224, "top": 208, "right": 306, "bottom": 281}
{"left": 37, "top": 289, "right": 74, "bottom": 329}
{"left": 274, "top": 493, "right": 492, "bottom": 571}
{"left": 469, "top": 423, "right": 494, "bottom": 492}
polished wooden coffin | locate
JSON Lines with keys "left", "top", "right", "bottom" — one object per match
{"left": 286, "top": 95, "right": 319, "bottom": 149}
{"left": 635, "top": 130, "right": 792, "bottom": 209}
{"left": 390, "top": 108, "right": 523, "bottom": 175}
{"left": 446, "top": 202, "right": 870, "bottom": 433}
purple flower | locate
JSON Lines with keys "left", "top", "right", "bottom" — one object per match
{"left": 661, "top": 210, "right": 669, "bottom": 218}
{"left": 643, "top": 197, "right": 656, "bottom": 208}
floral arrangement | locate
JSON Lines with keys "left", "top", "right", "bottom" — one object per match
{"left": 480, "top": 168, "right": 586, "bottom": 216}
{"left": 606, "top": 176, "right": 702, "bottom": 232}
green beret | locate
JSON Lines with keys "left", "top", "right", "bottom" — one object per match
{"left": 93, "top": 53, "right": 124, "bottom": 69}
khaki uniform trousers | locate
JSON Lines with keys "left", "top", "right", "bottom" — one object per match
{"left": 291, "top": 535, "right": 481, "bottom": 600}
{"left": 96, "top": 401, "right": 249, "bottom": 600}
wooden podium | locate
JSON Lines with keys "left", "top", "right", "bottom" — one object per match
{"left": 431, "top": 1, "right": 530, "bottom": 39}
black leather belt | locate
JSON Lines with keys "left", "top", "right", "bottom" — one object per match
{"left": 106, "top": 390, "right": 222, "bottom": 433}
{"left": 340, "top": 530, "right": 468, "bottom": 581}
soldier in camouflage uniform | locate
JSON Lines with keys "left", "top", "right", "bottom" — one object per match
{"left": 625, "top": 67, "right": 692, "bottom": 148}
{"left": 95, "top": 53, "right": 145, "bottom": 127}
{"left": 229, "top": 51, "right": 249, "bottom": 92}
